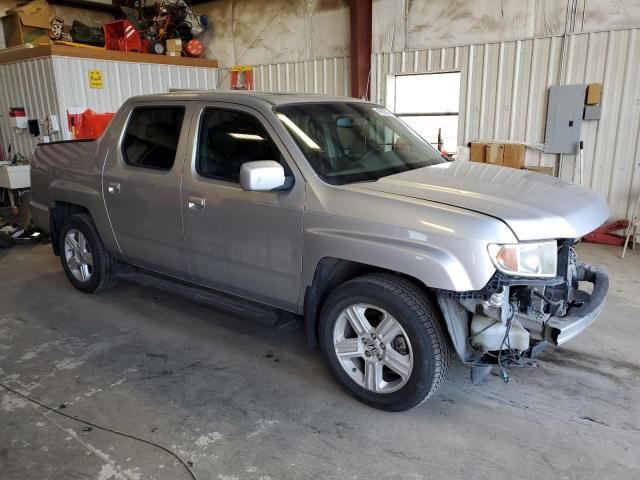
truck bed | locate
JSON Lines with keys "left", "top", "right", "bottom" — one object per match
{"left": 29, "top": 139, "right": 101, "bottom": 233}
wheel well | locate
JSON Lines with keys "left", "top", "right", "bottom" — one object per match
{"left": 303, "top": 257, "right": 434, "bottom": 347}
{"left": 50, "top": 202, "right": 91, "bottom": 256}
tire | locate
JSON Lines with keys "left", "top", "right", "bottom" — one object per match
{"left": 149, "top": 40, "right": 166, "bottom": 55}
{"left": 0, "top": 231, "right": 12, "bottom": 248}
{"left": 58, "top": 213, "right": 118, "bottom": 293}
{"left": 319, "top": 273, "right": 450, "bottom": 411}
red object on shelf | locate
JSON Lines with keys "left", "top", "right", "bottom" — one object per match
{"left": 104, "top": 20, "right": 144, "bottom": 53}
{"left": 185, "top": 39, "right": 204, "bottom": 58}
{"left": 583, "top": 220, "right": 629, "bottom": 245}
{"left": 67, "top": 109, "right": 115, "bottom": 140}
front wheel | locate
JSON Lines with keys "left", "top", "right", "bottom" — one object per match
{"left": 319, "top": 273, "right": 450, "bottom": 411}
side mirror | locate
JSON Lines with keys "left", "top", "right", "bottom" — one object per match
{"left": 240, "top": 161, "right": 287, "bottom": 191}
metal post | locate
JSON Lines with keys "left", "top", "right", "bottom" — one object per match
{"left": 349, "top": 0, "right": 372, "bottom": 99}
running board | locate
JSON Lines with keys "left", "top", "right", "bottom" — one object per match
{"left": 117, "top": 269, "right": 284, "bottom": 327}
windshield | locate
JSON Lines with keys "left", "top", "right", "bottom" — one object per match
{"left": 274, "top": 102, "right": 446, "bottom": 185}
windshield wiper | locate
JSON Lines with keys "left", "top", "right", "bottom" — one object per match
{"left": 347, "top": 178, "right": 379, "bottom": 184}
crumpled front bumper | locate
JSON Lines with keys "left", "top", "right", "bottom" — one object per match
{"left": 543, "top": 264, "right": 609, "bottom": 345}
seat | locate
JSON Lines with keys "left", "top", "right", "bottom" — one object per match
{"left": 205, "top": 128, "right": 251, "bottom": 182}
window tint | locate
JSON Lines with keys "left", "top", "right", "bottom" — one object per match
{"left": 122, "top": 107, "right": 185, "bottom": 170}
{"left": 197, "top": 109, "right": 282, "bottom": 182}
{"left": 275, "top": 103, "right": 444, "bottom": 185}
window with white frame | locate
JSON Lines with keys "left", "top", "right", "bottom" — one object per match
{"left": 386, "top": 72, "right": 461, "bottom": 156}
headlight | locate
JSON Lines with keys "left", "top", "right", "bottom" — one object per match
{"left": 487, "top": 241, "right": 557, "bottom": 278}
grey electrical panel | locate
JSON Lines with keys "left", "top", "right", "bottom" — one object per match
{"left": 544, "top": 84, "right": 587, "bottom": 154}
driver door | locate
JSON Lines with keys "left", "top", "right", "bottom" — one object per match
{"left": 180, "top": 103, "right": 305, "bottom": 311}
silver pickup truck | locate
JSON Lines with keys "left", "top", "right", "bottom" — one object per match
{"left": 30, "top": 91, "right": 609, "bottom": 411}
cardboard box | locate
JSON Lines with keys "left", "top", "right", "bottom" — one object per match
{"left": 166, "top": 51, "right": 181, "bottom": 57}
{"left": 503, "top": 143, "right": 525, "bottom": 169}
{"left": 471, "top": 141, "right": 526, "bottom": 169}
{"left": 1, "top": 0, "right": 51, "bottom": 48}
{"left": 470, "top": 142, "right": 487, "bottom": 163}
{"left": 166, "top": 38, "right": 182, "bottom": 52}
{"left": 586, "top": 83, "right": 602, "bottom": 105}
{"left": 485, "top": 143, "right": 504, "bottom": 165}
{"left": 525, "top": 166, "right": 554, "bottom": 176}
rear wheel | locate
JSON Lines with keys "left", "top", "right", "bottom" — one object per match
{"left": 0, "top": 231, "right": 12, "bottom": 248}
{"left": 319, "top": 273, "right": 450, "bottom": 411}
{"left": 59, "top": 213, "right": 118, "bottom": 293}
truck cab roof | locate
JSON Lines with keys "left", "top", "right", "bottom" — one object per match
{"left": 124, "top": 90, "right": 368, "bottom": 108}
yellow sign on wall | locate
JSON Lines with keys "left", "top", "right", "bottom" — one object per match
{"left": 88, "top": 70, "right": 103, "bottom": 89}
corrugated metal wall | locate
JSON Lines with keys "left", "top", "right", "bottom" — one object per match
{"left": 371, "top": 28, "right": 640, "bottom": 220}
{"left": 51, "top": 56, "right": 220, "bottom": 116}
{"left": 251, "top": 57, "right": 350, "bottom": 96}
{"left": 52, "top": 56, "right": 220, "bottom": 141}
{"left": 0, "top": 55, "right": 220, "bottom": 159}
{"left": 0, "top": 58, "right": 60, "bottom": 161}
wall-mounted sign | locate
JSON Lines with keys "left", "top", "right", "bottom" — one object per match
{"left": 230, "top": 65, "right": 253, "bottom": 90}
{"left": 88, "top": 70, "right": 103, "bottom": 89}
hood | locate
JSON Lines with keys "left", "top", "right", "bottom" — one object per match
{"left": 354, "top": 161, "right": 609, "bottom": 241}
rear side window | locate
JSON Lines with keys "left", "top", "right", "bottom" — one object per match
{"left": 196, "top": 108, "right": 283, "bottom": 183}
{"left": 122, "top": 107, "right": 185, "bottom": 170}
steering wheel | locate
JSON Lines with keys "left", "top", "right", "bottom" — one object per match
{"left": 358, "top": 147, "right": 383, "bottom": 163}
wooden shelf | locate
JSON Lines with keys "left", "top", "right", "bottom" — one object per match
{"left": 48, "top": 0, "right": 121, "bottom": 15}
{"left": 0, "top": 44, "right": 218, "bottom": 68}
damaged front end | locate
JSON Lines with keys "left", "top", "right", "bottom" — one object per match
{"left": 437, "top": 240, "right": 609, "bottom": 383}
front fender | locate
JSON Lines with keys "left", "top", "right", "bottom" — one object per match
{"left": 302, "top": 226, "right": 476, "bottom": 291}
{"left": 300, "top": 207, "right": 506, "bottom": 296}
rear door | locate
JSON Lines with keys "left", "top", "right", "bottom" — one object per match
{"left": 180, "top": 103, "right": 305, "bottom": 311}
{"left": 103, "top": 102, "right": 193, "bottom": 279}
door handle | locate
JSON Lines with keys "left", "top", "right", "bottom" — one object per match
{"left": 188, "top": 196, "right": 205, "bottom": 210}
{"left": 107, "top": 182, "right": 120, "bottom": 194}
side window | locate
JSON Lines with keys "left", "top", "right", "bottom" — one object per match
{"left": 196, "top": 108, "right": 283, "bottom": 183}
{"left": 122, "top": 106, "right": 185, "bottom": 170}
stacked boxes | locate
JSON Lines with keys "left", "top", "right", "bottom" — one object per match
{"left": 166, "top": 39, "right": 182, "bottom": 57}
{"left": 469, "top": 141, "right": 553, "bottom": 175}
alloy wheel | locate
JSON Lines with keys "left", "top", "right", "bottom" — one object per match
{"left": 333, "top": 303, "right": 413, "bottom": 394}
{"left": 64, "top": 229, "right": 93, "bottom": 282}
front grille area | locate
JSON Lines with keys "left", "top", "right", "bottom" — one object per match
{"left": 444, "top": 239, "right": 577, "bottom": 301}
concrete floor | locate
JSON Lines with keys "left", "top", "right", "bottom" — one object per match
{"left": 0, "top": 242, "right": 638, "bottom": 480}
